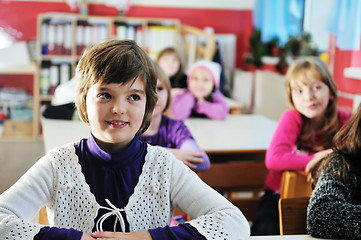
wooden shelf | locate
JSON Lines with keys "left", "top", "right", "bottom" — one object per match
{"left": 36, "top": 12, "right": 181, "bottom": 108}
{"left": 0, "top": 63, "right": 39, "bottom": 140}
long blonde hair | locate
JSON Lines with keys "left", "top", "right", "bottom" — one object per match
{"left": 285, "top": 56, "right": 338, "bottom": 149}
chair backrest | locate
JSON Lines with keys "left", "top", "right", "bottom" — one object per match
{"left": 197, "top": 161, "right": 268, "bottom": 221}
{"left": 280, "top": 170, "right": 313, "bottom": 199}
{"left": 278, "top": 197, "right": 310, "bottom": 235}
{"left": 39, "top": 206, "right": 49, "bottom": 226}
{"left": 180, "top": 24, "right": 217, "bottom": 68}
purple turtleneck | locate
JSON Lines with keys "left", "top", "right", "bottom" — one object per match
{"left": 34, "top": 134, "right": 205, "bottom": 240}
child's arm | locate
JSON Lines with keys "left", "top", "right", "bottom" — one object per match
{"left": 195, "top": 91, "right": 229, "bottom": 120}
{"left": 0, "top": 154, "right": 85, "bottom": 240}
{"left": 167, "top": 118, "right": 210, "bottom": 171}
{"left": 171, "top": 90, "right": 196, "bottom": 121}
{"left": 167, "top": 139, "right": 210, "bottom": 171}
{"left": 307, "top": 157, "right": 361, "bottom": 239}
{"left": 0, "top": 156, "right": 59, "bottom": 239}
{"left": 266, "top": 110, "right": 313, "bottom": 171}
{"left": 150, "top": 154, "right": 249, "bottom": 240}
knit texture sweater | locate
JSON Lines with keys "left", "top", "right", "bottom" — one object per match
{"left": 307, "top": 156, "right": 361, "bottom": 239}
{"left": 0, "top": 143, "right": 249, "bottom": 240}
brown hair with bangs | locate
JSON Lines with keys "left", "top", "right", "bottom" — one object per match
{"left": 285, "top": 56, "right": 338, "bottom": 148}
{"left": 74, "top": 40, "right": 158, "bottom": 134}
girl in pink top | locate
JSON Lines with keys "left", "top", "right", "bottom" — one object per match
{"left": 251, "top": 56, "right": 351, "bottom": 236}
{"left": 171, "top": 60, "right": 229, "bottom": 121}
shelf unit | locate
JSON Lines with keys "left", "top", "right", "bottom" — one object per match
{"left": 37, "top": 13, "right": 181, "bottom": 103}
{"left": 0, "top": 63, "right": 39, "bottom": 140}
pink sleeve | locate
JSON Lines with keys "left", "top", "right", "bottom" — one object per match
{"left": 265, "top": 110, "right": 313, "bottom": 171}
{"left": 195, "top": 91, "right": 229, "bottom": 120}
{"left": 171, "top": 90, "right": 196, "bottom": 121}
{"left": 337, "top": 108, "right": 352, "bottom": 127}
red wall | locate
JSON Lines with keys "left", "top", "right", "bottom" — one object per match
{"left": 329, "top": 36, "right": 361, "bottom": 111}
{"left": 0, "top": 1, "right": 253, "bottom": 69}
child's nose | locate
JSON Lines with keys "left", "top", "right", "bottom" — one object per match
{"left": 304, "top": 89, "right": 315, "bottom": 100}
{"left": 111, "top": 100, "right": 126, "bottom": 114}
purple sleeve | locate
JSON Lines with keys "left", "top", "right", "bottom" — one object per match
{"left": 148, "top": 223, "right": 206, "bottom": 240}
{"left": 195, "top": 91, "right": 229, "bottom": 120}
{"left": 180, "top": 139, "right": 210, "bottom": 171}
{"left": 171, "top": 90, "right": 196, "bottom": 121}
{"left": 169, "top": 119, "right": 210, "bottom": 171}
{"left": 168, "top": 118, "right": 195, "bottom": 148}
{"left": 34, "top": 226, "right": 83, "bottom": 240}
{"left": 265, "top": 110, "right": 313, "bottom": 171}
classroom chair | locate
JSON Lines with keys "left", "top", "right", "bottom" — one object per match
{"left": 278, "top": 197, "right": 310, "bottom": 235}
{"left": 39, "top": 206, "right": 49, "bottom": 226}
{"left": 180, "top": 24, "right": 217, "bottom": 68}
{"left": 197, "top": 161, "right": 268, "bottom": 221}
{"left": 279, "top": 170, "right": 313, "bottom": 199}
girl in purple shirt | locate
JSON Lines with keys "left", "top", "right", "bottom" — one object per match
{"left": 171, "top": 60, "right": 229, "bottom": 121}
{"left": 251, "top": 57, "right": 351, "bottom": 236}
{"left": 140, "top": 64, "right": 210, "bottom": 171}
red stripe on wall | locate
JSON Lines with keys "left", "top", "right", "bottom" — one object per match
{"left": 0, "top": 2, "right": 253, "bottom": 68}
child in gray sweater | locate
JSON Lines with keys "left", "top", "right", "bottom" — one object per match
{"left": 307, "top": 104, "right": 361, "bottom": 239}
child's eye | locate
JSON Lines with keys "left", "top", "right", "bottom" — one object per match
{"left": 129, "top": 94, "right": 141, "bottom": 101}
{"left": 157, "top": 86, "right": 164, "bottom": 92}
{"left": 98, "top": 93, "right": 112, "bottom": 99}
{"left": 294, "top": 89, "right": 302, "bottom": 95}
{"left": 313, "top": 85, "right": 322, "bottom": 91}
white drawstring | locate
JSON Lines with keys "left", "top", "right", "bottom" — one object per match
{"left": 96, "top": 199, "right": 126, "bottom": 232}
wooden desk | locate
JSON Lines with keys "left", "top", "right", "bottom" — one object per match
{"left": 250, "top": 235, "right": 326, "bottom": 239}
{"left": 41, "top": 117, "right": 89, "bottom": 152}
{"left": 225, "top": 97, "right": 244, "bottom": 115}
{"left": 185, "top": 114, "right": 277, "bottom": 161}
{"left": 42, "top": 114, "right": 277, "bottom": 155}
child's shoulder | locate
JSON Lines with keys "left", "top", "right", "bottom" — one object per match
{"left": 145, "top": 144, "right": 183, "bottom": 166}
{"left": 279, "top": 109, "right": 303, "bottom": 122}
{"left": 45, "top": 142, "right": 79, "bottom": 164}
{"left": 337, "top": 107, "right": 352, "bottom": 124}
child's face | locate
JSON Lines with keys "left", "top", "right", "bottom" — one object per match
{"left": 153, "top": 79, "right": 168, "bottom": 117}
{"left": 85, "top": 78, "right": 146, "bottom": 152}
{"left": 291, "top": 77, "right": 330, "bottom": 122}
{"left": 158, "top": 53, "right": 180, "bottom": 77}
{"left": 188, "top": 68, "right": 214, "bottom": 100}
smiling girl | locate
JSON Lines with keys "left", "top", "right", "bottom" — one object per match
{"left": 0, "top": 40, "right": 249, "bottom": 240}
{"left": 251, "top": 56, "right": 351, "bottom": 235}
{"left": 171, "top": 60, "right": 229, "bottom": 121}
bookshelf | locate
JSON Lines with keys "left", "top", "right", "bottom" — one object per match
{"left": 0, "top": 63, "right": 39, "bottom": 140}
{"left": 37, "top": 12, "right": 181, "bottom": 104}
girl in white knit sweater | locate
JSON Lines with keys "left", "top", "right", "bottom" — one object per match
{"left": 0, "top": 40, "right": 249, "bottom": 240}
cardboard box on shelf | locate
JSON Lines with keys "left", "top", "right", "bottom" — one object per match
{"left": 2, "top": 120, "right": 33, "bottom": 137}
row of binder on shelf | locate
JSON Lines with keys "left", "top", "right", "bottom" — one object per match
{"left": 41, "top": 20, "right": 178, "bottom": 58}
{"left": 113, "top": 24, "right": 177, "bottom": 59}
{"left": 41, "top": 20, "right": 109, "bottom": 56}
{"left": 40, "top": 62, "right": 71, "bottom": 96}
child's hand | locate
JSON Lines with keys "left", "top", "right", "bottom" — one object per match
{"left": 305, "top": 148, "right": 333, "bottom": 173}
{"left": 81, "top": 233, "right": 96, "bottom": 239}
{"left": 167, "top": 148, "right": 204, "bottom": 169}
{"left": 91, "top": 230, "right": 152, "bottom": 239}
